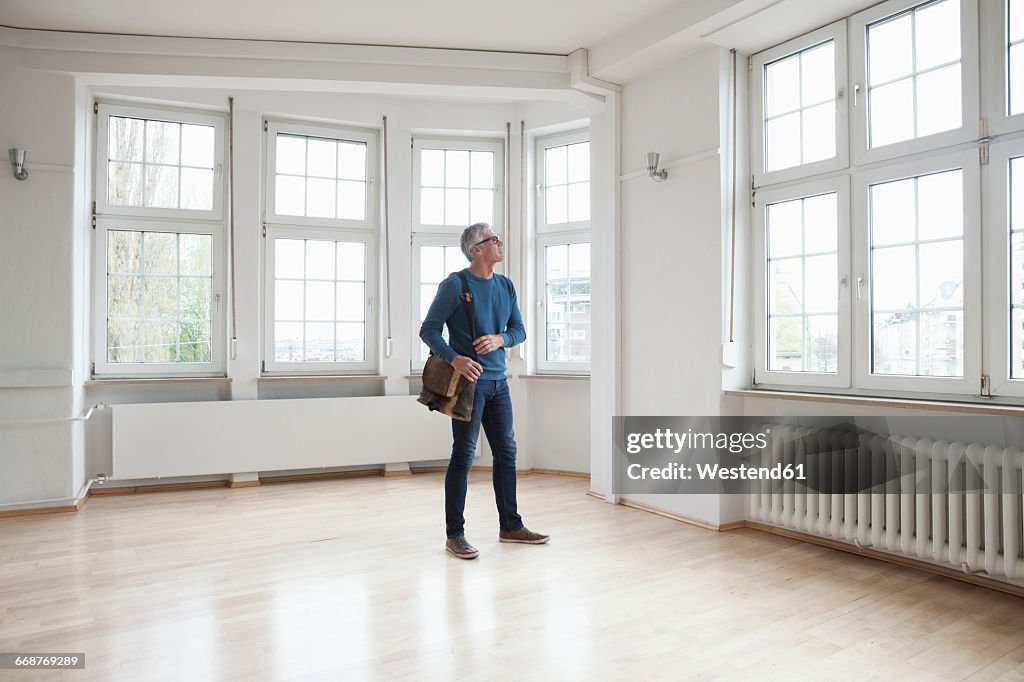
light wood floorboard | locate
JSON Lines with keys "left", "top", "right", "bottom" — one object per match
{"left": 1, "top": 473, "right": 1023, "bottom": 681}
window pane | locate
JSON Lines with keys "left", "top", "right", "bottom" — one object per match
{"left": 142, "top": 277, "right": 177, "bottom": 320}
{"left": 1012, "top": 308, "right": 1024, "bottom": 379}
{"left": 768, "top": 317, "right": 803, "bottom": 371}
{"left": 338, "top": 143, "right": 366, "bottom": 181}
{"left": 145, "top": 120, "right": 179, "bottom": 165}
{"left": 1013, "top": 0, "right": 1024, "bottom": 43}
{"left": 873, "top": 315, "right": 917, "bottom": 374}
{"left": 180, "top": 277, "right": 211, "bottom": 320}
{"left": 765, "top": 113, "right": 801, "bottom": 171}
{"left": 445, "top": 188, "right": 469, "bottom": 226}
{"left": 470, "top": 189, "right": 493, "bottom": 225}
{"left": 306, "top": 322, "right": 335, "bottom": 362}
{"left": 547, "top": 245, "right": 568, "bottom": 279}
{"left": 109, "top": 117, "right": 144, "bottom": 162}
{"left": 107, "top": 319, "right": 141, "bottom": 363}
{"left": 420, "top": 284, "right": 437, "bottom": 321}
{"left": 801, "top": 42, "right": 835, "bottom": 107}
{"left": 144, "top": 165, "right": 179, "bottom": 208}
{"left": 919, "top": 240, "right": 962, "bottom": 308}
{"left": 803, "top": 193, "right": 838, "bottom": 254}
{"left": 337, "top": 242, "right": 364, "bottom": 280}
{"left": 179, "top": 234, "right": 212, "bottom": 276}
{"left": 275, "top": 280, "right": 304, "bottom": 320}
{"left": 305, "top": 281, "right": 334, "bottom": 321}
{"left": 307, "top": 138, "right": 337, "bottom": 178}
{"left": 916, "top": 64, "right": 961, "bottom": 138}
{"left": 144, "top": 232, "right": 178, "bottom": 276}
{"left": 1013, "top": 233, "right": 1024, "bottom": 306}
{"left": 107, "top": 162, "right": 143, "bottom": 206}
{"left": 546, "top": 146, "right": 567, "bottom": 186}
{"left": 107, "top": 275, "right": 141, "bottom": 318}
{"left": 337, "top": 323, "right": 364, "bottom": 362}
{"left": 804, "top": 255, "right": 837, "bottom": 313}
{"left": 805, "top": 315, "right": 838, "bottom": 372}
{"left": 444, "top": 246, "right": 463, "bottom": 272}
{"left": 143, "top": 320, "right": 177, "bottom": 363}
{"left": 767, "top": 199, "right": 802, "bottom": 258}
{"left": 445, "top": 150, "right": 470, "bottom": 187}
{"left": 567, "top": 183, "right": 590, "bottom": 222}
{"left": 547, "top": 323, "right": 566, "bottom": 362}
{"left": 275, "top": 239, "right": 305, "bottom": 279}
{"left": 1014, "top": 159, "right": 1024, "bottom": 231}
{"left": 873, "top": 245, "right": 917, "bottom": 310}
{"left": 420, "top": 246, "right": 445, "bottom": 283}
{"left": 869, "top": 14, "right": 913, "bottom": 85}
{"left": 337, "top": 181, "right": 365, "bottom": 221}
{"left": 871, "top": 178, "right": 916, "bottom": 246}
{"left": 567, "top": 143, "right": 590, "bottom": 183}
{"left": 180, "top": 168, "right": 213, "bottom": 211}
{"left": 306, "top": 240, "right": 335, "bottom": 280}
{"left": 470, "top": 151, "right": 494, "bottom": 188}
{"left": 181, "top": 124, "right": 215, "bottom": 168}
{"left": 275, "top": 175, "right": 305, "bottom": 216}
{"left": 108, "top": 230, "right": 141, "bottom": 273}
{"left": 306, "top": 177, "right": 336, "bottom": 219}
{"left": 770, "top": 258, "right": 803, "bottom": 315}
{"left": 917, "top": 170, "right": 962, "bottom": 240}
{"left": 801, "top": 103, "right": 835, "bottom": 164}
{"left": 765, "top": 54, "right": 800, "bottom": 116}
{"left": 336, "top": 282, "right": 364, "bottom": 321}
{"left": 1011, "top": 43, "right": 1024, "bottom": 117}
{"left": 420, "top": 188, "right": 444, "bottom": 225}
{"left": 421, "top": 149, "right": 444, "bottom": 186}
{"left": 919, "top": 311, "right": 963, "bottom": 376}
{"left": 915, "top": 0, "right": 960, "bottom": 72}
{"left": 870, "top": 78, "right": 915, "bottom": 147}
{"left": 179, "top": 321, "right": 211, "bottom": 362}
{"left": 569, "top": 243, "right": 590, "bottom": 278}
{"left": 274, "top": 322, "right": 303, "bottom": 362}
{"left": 276, "top": 135, "right": 306, "bottom": 175}
{"left": 546, "top": 185, "right": 567, "bottom": 224}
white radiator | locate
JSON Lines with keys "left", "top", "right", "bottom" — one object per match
{"left": 749, "top": 425, "right": 1024, "bottom": 581}
{"left": 111, "top": 395, "right": 453, "bottom": 480}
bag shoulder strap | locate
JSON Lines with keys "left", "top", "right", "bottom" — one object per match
{"left": 457, "top": 270, "right": 477, "bottom": 359}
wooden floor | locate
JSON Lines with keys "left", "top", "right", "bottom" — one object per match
{"left": 2, "top": 473, "right": 1024, "bottom": 681}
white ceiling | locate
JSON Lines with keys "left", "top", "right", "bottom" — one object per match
{"left": 0, "top": 0, "right": 685, "bottom": 55}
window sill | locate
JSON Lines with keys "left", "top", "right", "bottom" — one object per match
{"left": 86, "top": 376, "right": 232, "bottom": 386}
{"left": 517, "top": 374, "right": 590, "bottom": 382}
{"left": 258, "top": 375, "right": 387, "bottom": 382}
{"left": 724, "top": 389, "right": 1024, "bottom": 416}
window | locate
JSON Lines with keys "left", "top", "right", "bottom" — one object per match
{"left": 752, "top": 0, "right": 996, "bottom": 398}
{"left": 752, "top": 22, "right": 848, "bottom": 185}
{"left": 410, "top": 138, "right": 503, "bottom": 371}
{"left": 92, "top": 103, "right": 226, "bottom": 377}
{"left": 263, "top": 120, "right": 378, "bottom": 374}
{"left": 536, "top": 131, "right": 591, "bottom": 373}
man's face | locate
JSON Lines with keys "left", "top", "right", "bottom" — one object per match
{"left": 473, "top": 229, "right": 504, "bottom": 264}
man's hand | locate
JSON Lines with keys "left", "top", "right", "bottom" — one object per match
{"left": 451, "top": 355, "right": 483, "bottom": 382}
{"left": 473, "top": 334, "right": 505, "bottom": 356}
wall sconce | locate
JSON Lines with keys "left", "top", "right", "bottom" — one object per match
{"left": 645, "top": 152, "right": 667, "bottom": 182}
{"left": 8, "top": 148, "right": 28, "bottom": 181}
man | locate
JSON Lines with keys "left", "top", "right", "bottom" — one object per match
{"left": 420, "top": 222, "right": 550, "bottom": 559}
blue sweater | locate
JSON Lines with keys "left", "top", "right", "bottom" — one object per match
{"left": 419, "top": 270, "right": 526, "bottom": 380}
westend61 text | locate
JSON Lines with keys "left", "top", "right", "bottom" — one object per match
{"left": 626, "top": 462, "right": 806, "bottom": 481}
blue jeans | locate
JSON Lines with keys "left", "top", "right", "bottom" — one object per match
{"left": 445, "top": 378, "right": 523, "bottom": 538}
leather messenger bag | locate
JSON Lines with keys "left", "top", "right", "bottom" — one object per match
{"left": 418, "top": 271, "right": 477, "bottom": 422}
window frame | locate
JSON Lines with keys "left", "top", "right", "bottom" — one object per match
{"left": 91, "top": 216, "right": 226, "bottom": 378}
{"left": 262, "top": 225, "right": 378, "bottom": 376}
{"left": 264, "top": 119, "right": 378, "bottom": 231}
{"left": 986, "top": 0, "right": 1024, "bottom": 135}
{"left": 535, "top": 230, "right": 592, "bottom": 374}
{"left": 851, "top": 149, "right": 981, "bottom": 394}
{"left": 410, "top": 234, "right": 466, "bottom": 373}
{"left": 95, "top": 102, "right": 227, "bottom": 223}
{"left": 751, "top": 20, "right": 850, "bottom": 187}
{"left": 987, "top": 138, "right": 1024, "bottom": 397}
{"left": 849, "top": 0, "right": 981, "bottom": 166}
{"left": 753, "top": 176, "right": 852, "bottom": 389}
{"left": 410, "top": 137, "right": 504, "bottom": 235}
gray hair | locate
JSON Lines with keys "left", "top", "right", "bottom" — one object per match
{"left": 460, "top": 222, "right": 490, "bottom": 262}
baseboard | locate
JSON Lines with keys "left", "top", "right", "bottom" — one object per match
{"left": 260, "top": 469, "right": 382, "bottom": 484}
{"left": 585, "top": 489, "right": 605, "bottom": 500}
{"left": 90, "top": 480, "right": 230, "bottom": 495}
{"left": 530, "top": 468, "right": 589, "bottom": 478}
{"left": 617, "top": 497, "right": 724, "bottom": 532}
{"left": 228, "top": 480, "right": 261, "bottom": 488}
{"left": 0, "top": 504, "right": 80, "bottom": 518}
{"left": 745, "top": 521, "right": 1024, "bottom": 600}
{"left": 410, "top": 465, "right": 447, "bottom": 474}
{"left": 382, "top": 469, "right": 413, "bottom": 478}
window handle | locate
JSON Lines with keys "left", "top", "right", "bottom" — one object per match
{"left": 853, "top": 83, "right": 861, "bottom": 108}
{"left": 855, "top": 274, "right": 865, "bottom": 301}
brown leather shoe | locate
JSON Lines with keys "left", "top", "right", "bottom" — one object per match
{"left": 446, "top": 536, "right": 479, "bottom": 559}
{"left": 498, "top": 527, "right": 550, "bottom": 544}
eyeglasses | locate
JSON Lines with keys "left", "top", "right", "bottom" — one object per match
{"left": 474, "top": 235, "right": 502, "bottom": 247}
